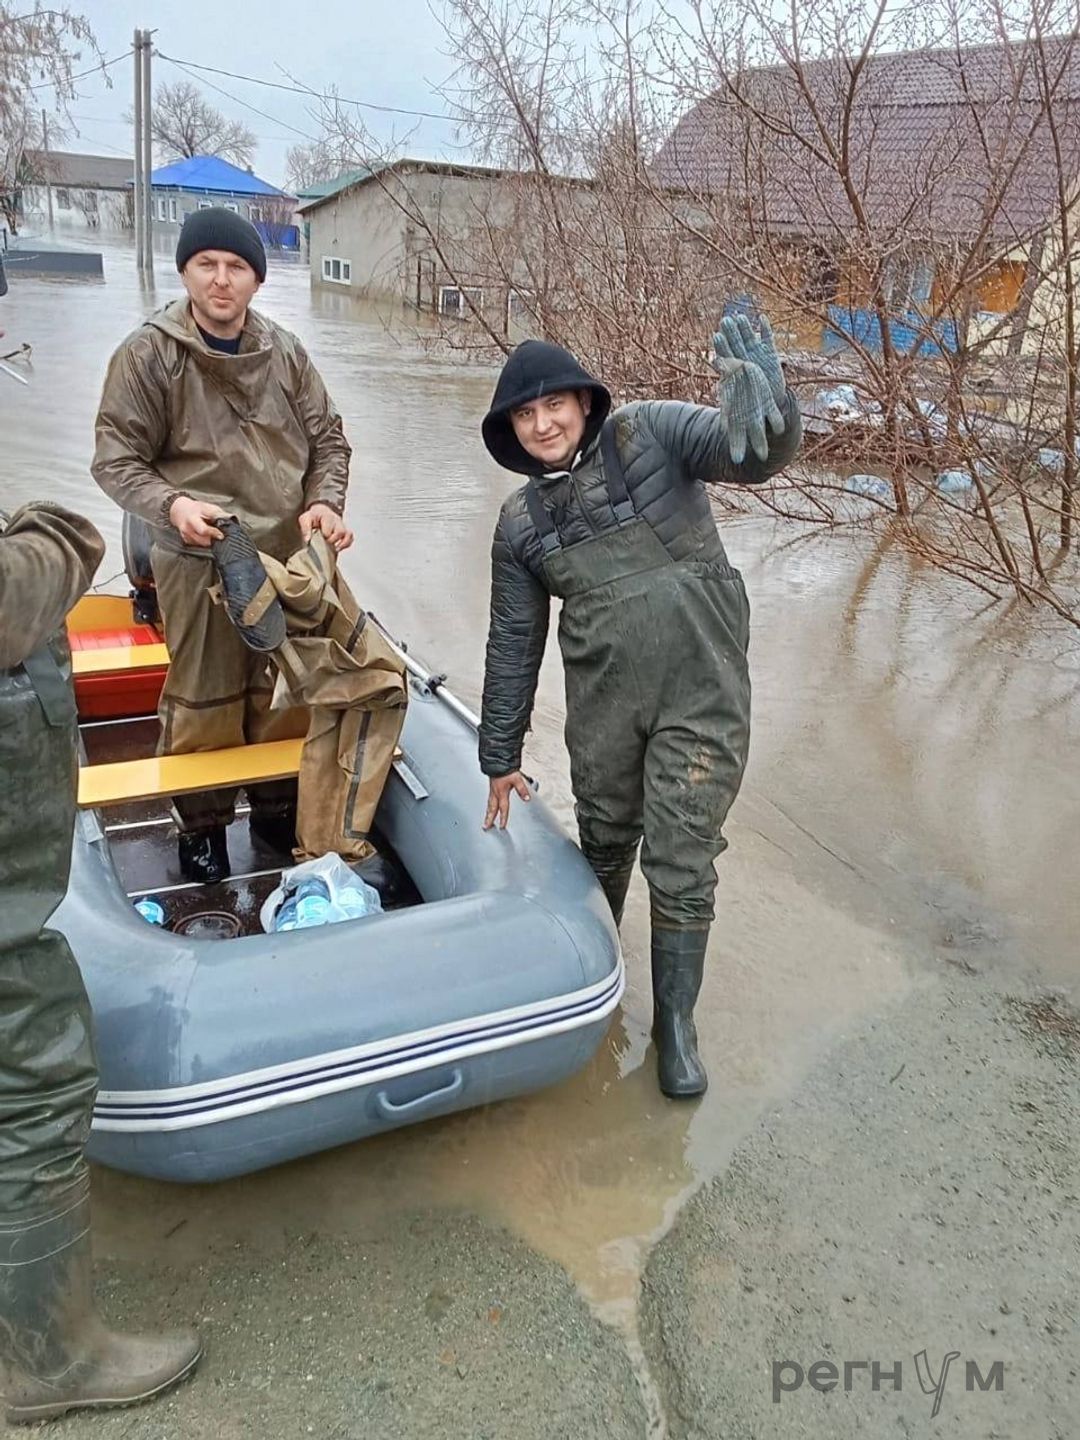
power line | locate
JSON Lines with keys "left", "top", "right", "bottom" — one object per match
{"left": 160, "top": 54, "right": 321, "bottom": 144}
{"left": 71, "top": 112, "right": 296, "bottom": 148}
{"left": 155, "top": 53, "right": 454, "bottom": 125}
{"left": 27, "top": 48, "right": 133, "bottom": 94}
{"left": 64, "top": 131, "right": 132, "bottom": 157}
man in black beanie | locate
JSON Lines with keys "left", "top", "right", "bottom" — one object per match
{"left": 92, "top": 207, "right": 354, "bottom": 884}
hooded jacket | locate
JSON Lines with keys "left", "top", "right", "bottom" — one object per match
{"left": 92, "top": 298, "right": 350, "bottom": 561}
{"left": 481, "top": 340, "right": 612, "bottom": 473}
{"left": 478, "top": 342, "right": 802, "bottom": 776}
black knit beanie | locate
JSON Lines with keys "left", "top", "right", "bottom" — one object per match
{"left": 176, "top": 207, "right": 267, "bottom": 282}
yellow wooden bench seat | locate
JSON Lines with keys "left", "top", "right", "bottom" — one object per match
{"left": 78, "top": 739, "right": 407, "bottom": 809}
{"left": 71, "top": 644, "right": 170, "bottom": 677}
{"left": 68, "top": 594, "right": 143, "bottom": 635}
{"left": 78, "top": 739, "right": 305, "bottom": 809}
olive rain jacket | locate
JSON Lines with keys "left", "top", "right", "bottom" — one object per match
{"left": 91, "top": 298, "right": 350, "bottom": 561}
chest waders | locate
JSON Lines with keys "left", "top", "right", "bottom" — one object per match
{"left": 0, "top": 641, "right": 200, "bottom": 1423}
{"left": 525, "top": 425, "right": 751, "bottom": 1097}
{"left": 152, "top": 542, "right": 309, "bottom": 886}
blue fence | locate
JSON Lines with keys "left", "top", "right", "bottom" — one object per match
{"left": 825, "top": 305, "right": 959, "bottom": 357}
{"left": 254, "top": 221, "right": 300, "bottom": 252}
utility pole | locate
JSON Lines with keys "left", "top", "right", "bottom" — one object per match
{"left": 132, "top": 29, "right": 144, "bottom": 272}
{"left": 140, "top": 29, "right": 154, "bottom": 280}
{"left": 41, "top": 110, "right": 54, "bottom": 229}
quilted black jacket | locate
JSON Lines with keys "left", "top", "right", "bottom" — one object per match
{"left": 478, "top": 391, "right": 801, "bottom": 776}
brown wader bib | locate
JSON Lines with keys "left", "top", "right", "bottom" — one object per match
{"left": 524, "top": 423, "right": 751, "bottom": 930}
{"left": 152, "top": 544, "right": 309, "bottom": 832}
{"left": 258, "top": 536, "right": 408, "bottom": 862}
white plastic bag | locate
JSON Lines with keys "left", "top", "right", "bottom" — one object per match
{"left": 260, "top": 852, "right": 383, "bottom": 934}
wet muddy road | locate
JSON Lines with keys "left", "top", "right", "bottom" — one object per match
{"left": 2, "top": 236, "right": 1077, "bottom": 1437}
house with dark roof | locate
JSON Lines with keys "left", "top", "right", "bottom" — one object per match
{"left": 20, "top": 150, "right": 134, "bottom": 227}
{"left": 149, "top": 155, "right": 300, "bottom": 250}
{"left": 653, "top": 36, "right": 1080, "bottom": 357}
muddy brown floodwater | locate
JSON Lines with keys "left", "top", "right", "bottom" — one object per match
{"left": 2, "top": 235, "right": 1077, "bottom": 1377}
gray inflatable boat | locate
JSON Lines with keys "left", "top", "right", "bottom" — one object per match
{"left": 55, "top": 600, "right": 623, "bottom": 1183}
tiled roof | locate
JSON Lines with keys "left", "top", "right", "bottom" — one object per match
{"left": 653, "top": 37, "right": 1080, "bottom": 240}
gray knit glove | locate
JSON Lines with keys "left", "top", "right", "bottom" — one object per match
{"left": 711, "top": 314, "right": 786, "bottom": 464}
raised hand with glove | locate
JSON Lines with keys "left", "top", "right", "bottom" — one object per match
{"left": 710, "top": 313, "right": 787, "bottom": 465}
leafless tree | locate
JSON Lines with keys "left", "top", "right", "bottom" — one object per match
{"left": 148, "top": 80, "right": 256, "bottom": 168}
{"left": 71, "top": 186, "right": 99, "bottom": 227}
{"left": 256, "top": 194, "right": 298, "bottom": 250}
{"left": 284, "top": 138, "right": 355, "bottom": 193}
{"left": 0, "top": 2, "right": 102, "bottom": 233}
{"left": 311, "top": 0, "right": 1080, "bottom": 621}
{"left": 642, "top": 0, "right": 1080, "bottom": 615}
{"left": 335, "top": 0, "right": 1077, "bottom": 623}
{"left": 105, "top": 188, "right": 134, "bottom": 230}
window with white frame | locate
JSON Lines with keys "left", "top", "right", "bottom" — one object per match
{"left": 156, "top": 196, "right": 168, "bottom": 222}
{"left": 506, "top": 288, "right": 533, "bottom": 327}
{"left": 439, "top": 285, "right": 483, "bottom": 318}
{"left": 884, "top": 254, "right": 934, "bottom": 312}
{"left": 55, "top": 187, "right": 70, "bottom": 209}
{"left": 223, "top": 201, "right": 239, "bottom": 213}
{"left": 249, "top": 204, "right": 262, "bottom": 223}
{"left": 169, "top": 197, "right": 178, "bottom": 222}
{"left": 321, "top": 256, "right": 352, "bottom": 285}
{"left": 198, "top": 200, "right": 213, "bottom": 210}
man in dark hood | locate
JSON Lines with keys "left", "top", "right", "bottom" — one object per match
{"left": 0, "top": 252, "right": 202, "bottom": 1421}
{"left": 478, "top": 319, "right": 801, "bottom": 1099}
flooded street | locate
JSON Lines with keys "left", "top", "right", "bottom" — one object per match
{"left": 3, "top": 236, "right": 1078, "bottom": 1436}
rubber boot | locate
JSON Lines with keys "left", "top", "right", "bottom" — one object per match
{"left": 209, "top": 516, "right": 287, "bottom": 653}
{"left": 583, "top": 842, "right": 639, "bottom": 928}
{"left": 177, "top": 825, "right": 230, "bottom": 884}
{"left": 651, "top": 928, "right": 709, "bottom": 1099}
{"left": 248, "top": 807, "right": 297, "bottom": 857}
{"left": 350, "top": 851, "right": 408, "bottom": 908}
{"left": 0, "top": 1184, "right": 202, "bottom": 1424}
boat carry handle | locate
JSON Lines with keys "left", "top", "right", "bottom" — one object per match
{"left": 374, "top": 1067, "right": 465, "bottom": 1121}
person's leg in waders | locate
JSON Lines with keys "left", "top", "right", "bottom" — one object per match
{"left": 153, "top": 547, "right": 306, "bottom": 882}
{"left": 572, "top": 722, "right": 646, "bottom": 931}
{"left": 570, "top": 564, "right": 750, "bottom": 1099}
{"left": 639, "top": 569, "right": 751, "bottom": 1098}
{"left": 0, "top": 639, "right": 201, "bottom": 1424}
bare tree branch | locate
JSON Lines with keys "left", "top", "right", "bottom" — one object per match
{"left": 148, "top": 79, "right": 256, "bottom": 168}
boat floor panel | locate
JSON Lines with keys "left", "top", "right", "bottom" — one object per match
{"left": 82, "top": 716, "right": 421, "bottom": 937}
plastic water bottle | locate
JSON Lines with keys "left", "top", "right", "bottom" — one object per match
{"left": 134, "top": 897, "right": 166, "bottom": 926}
{"left": 274, "top": 878, "right": 333, "bottom": 932}
{"left": 335, "top": 878, "right": 383, "bottom": 920}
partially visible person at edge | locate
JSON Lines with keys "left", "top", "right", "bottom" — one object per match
{"left": 477, "top": 317, "right": 801, "bottom": 1099}
{"left": 91, "top": 207, "right": 354, "bottom": 886}
{"left": 0, "top": 251, "right": 202, "bottom": 1423}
